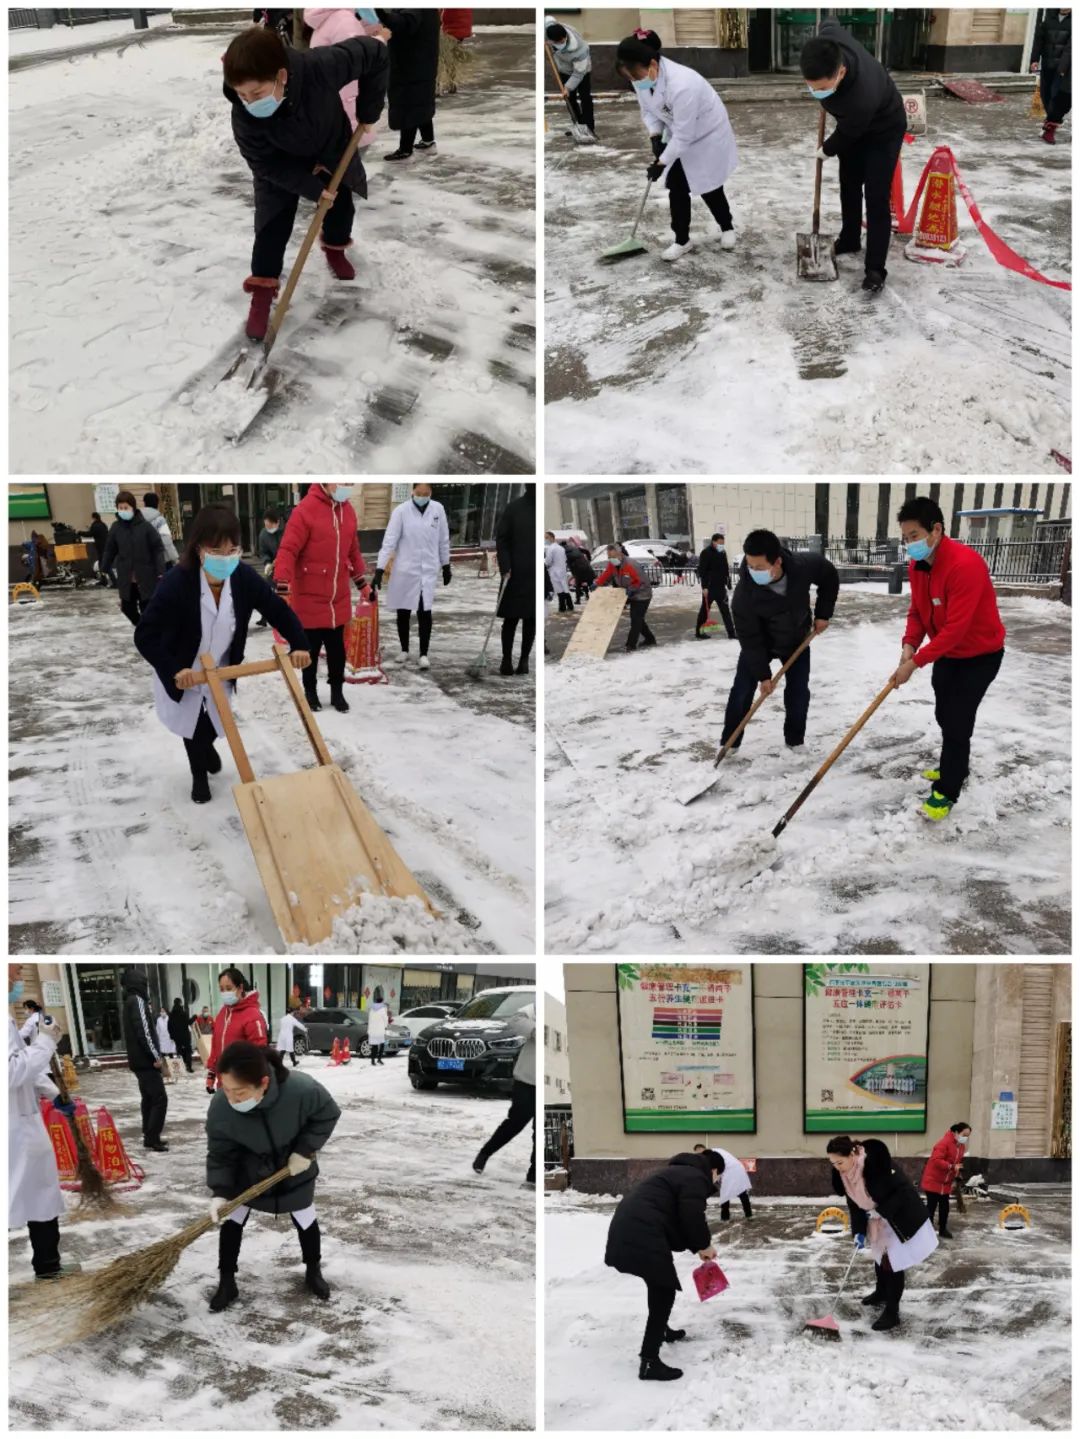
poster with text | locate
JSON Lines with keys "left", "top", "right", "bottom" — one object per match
{"left": 804, "top": 963, "right": 930, "bottom": 1133}
{"left": 617, "top": 964, "right": 755, "bottom": 1133}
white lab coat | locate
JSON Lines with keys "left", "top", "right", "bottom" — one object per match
{"left": 377, "top": 501, "right": 451, "bottom": 612}
{"left": 276, "top": 1014, "right": 307, "bottom": 1050}
{"left": 156, "top": 1016, "right": 177, "bottom": 1056}
{"left": 8, "top": 1017, "right": 64, "bottom": 1227}
{"left": 639, "top": 57, "right": 738, "bottom": 197}
{"left": 18, "top": 1011, "right": 41, "bottom": 1042}
{"left": 716, "top": 1147, "right": 752, "bottom": 1204}
{"left": 545, "top": 543, "right": 570, "bottom": 596}
{"left": 152, "top": 570, "right": 237, "bottom": 740}
{"left": 367, "top": 1002, "right": 390, "bottom": 1043}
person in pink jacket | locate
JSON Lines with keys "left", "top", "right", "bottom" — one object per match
{"left": 919, "top": 1121, "right": 970, "bottom": 1239}
{"left": 304, "top": 8, "right": 386, "bottom": 146}
{"left": 273, "top": 484, "right": 368, "bottom": 713}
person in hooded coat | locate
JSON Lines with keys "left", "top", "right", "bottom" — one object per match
{"left": 367, "top": 987, "right": 392, "bottom": 1065}
{"left": 206, "top": 967, "right": 269, "bottom": 1096}
{"left": 605, "top": 1149, "right": 723, "bottom": 1381}
{"left": 920, "top": 1121, "right": 970, "bottom": 1238}
{"left": 373, "top": 483, "right": 452, "bottom": 669}
{"left": 273, "top": 483, "right": 368, "bottom": 713}
{"left": 375, "top": 8, "right": 441, "bottom": 160}
{"left": 102, "top": 489, "right": 166, "bottom": 626}
{"left": 120, "top": 966, "right": 169, "bottom": 1151}
{"left": 221, "top": 24, "right": 389, "bottom": 339}
{"left": 495, "top": 489, "right": 536, "bottom": 676}
{"left": 828, "top": 1135, "right": 937, "bottom": 1332}
{"left": 206, "top": 1042, "right": 341, "bottom": 1311}
{"left": 544, "top": 533, "right": 573, "bottom": 614}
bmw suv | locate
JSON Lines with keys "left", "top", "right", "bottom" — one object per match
{"left": 408, "top": 986, "right": 535, "bottom": 1091}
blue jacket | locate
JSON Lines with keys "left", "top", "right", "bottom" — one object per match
{"left": 134, "top": 561, "right": 309, "bottom": 703}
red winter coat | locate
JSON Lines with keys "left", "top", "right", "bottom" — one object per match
{"left": 207, "top": 990, "right": 269, "bottom": 1086}
{"left": 274, "top": 486, "right": 366, "bottom": 630}
{"left": 921, "top": 1130, "right": 963, "bottom": 1195}
{"left": 902, "top": 535, "right": 1006, "bottom": 668}
{"left": 440, "top": 9, "right": 472, "bottom": 39}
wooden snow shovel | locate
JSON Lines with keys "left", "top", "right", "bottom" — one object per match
{"left": 545, "top": 42, "right": 596, "bottom": 145}
{"left": 796, "top": 108, "right": 838, "bottom": 282}
{"left": 217, "top": 122, "right": 369, "bottom": 444}
{"left": 193, "top": 643, "right": 433, "bottom": 944}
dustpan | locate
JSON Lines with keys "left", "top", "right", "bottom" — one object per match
{"left": 194, "top": 644, "right": 432, "bottom": 944}
{"left": 600, "top": 179, "right": 653, "bottom": 263}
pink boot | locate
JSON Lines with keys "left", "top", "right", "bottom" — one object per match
{"left": 242, "top": 276, "right": 279, "bottom": 340}
{"left": 322, "top": 241, "right": 356, "bottom": 281}
{"left": 1042, "top": 120, "right": 1059, "bottom": 145}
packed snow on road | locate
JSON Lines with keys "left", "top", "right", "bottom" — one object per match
{"left": 9, "top": 577, "right": 535, "bottom": 955}
{"left": 545, "top": 1186, "right": 1070, "bottom": 1431}
{"left": 544, "top": 587, "right": 1070, "bottom": 954}
{"left": 9, "top": 1058, "right": 535, "bottom": 1431}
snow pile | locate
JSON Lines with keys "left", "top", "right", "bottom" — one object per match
{"left": 289, "top": 893, "right": 484, "bottom": 955}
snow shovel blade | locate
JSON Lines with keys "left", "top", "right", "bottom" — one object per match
{"left": 803, "top": 1314, "right": 841, "bottom": 1341}
{"left": 796, "top": 230, "right": 838, "bottom": 282}
{"left": 221, "top": 350, "right": 278, "bottom": 445}
{"left": 570, "top": 121, "right": 596, "bottom": 145}
{"left": 679, "top": 771, "right": 722, "bottom": 807}
{"left": 600, "top": 236, "right": 648, "bottom": 264}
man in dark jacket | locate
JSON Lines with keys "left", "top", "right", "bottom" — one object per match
{"left": 722, "top": 530, "right": 839, "bottom": 752}
{"left": 800, "top": 19, "right": 907, "bottom": 293}
{"left": 696, "top": 532, "right": 734, "bottom": 640}
{"left": 120, "top": 967, "right": 168, "bottom": 1151}
{"left": 1031, "top": 9, "right": 1072, "bottom": 142}
{"left": 222, "top": 25, "right": 389, "bottom": 339}
{"left": 102, "top": 490, "right": 165, "bottom": 626}
{"left": 168, "top": 998, "right": 195, "bottom": 1075}
{"left": 495, "top": 489, "right": 536, "bottom": 676}
{"left": 606, "top": 1150, "right": 723, "bottom": 1381}
{"left": 255, "top": 509, "right": 283, "bottom": 627}
{"left": 564, "top": 540, "right": 595, "bottom": 606}
{"left": 376, "top": 9, "right": 440, "bottom": 161}
{"left": 88, "top": 512, "right": 110, "bottom": 585}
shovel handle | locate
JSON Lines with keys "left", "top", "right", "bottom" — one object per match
{"left": 772, "top": 678, "right": 895, "bottom": 838}
{"left": 544, "top": 41, "right": 570, "bottom": 99}
{"left": 812, "top": 107, "right": 826, "bottom": 236}
{"left": 714, "top": 628, "right": 817, "bottom": 767}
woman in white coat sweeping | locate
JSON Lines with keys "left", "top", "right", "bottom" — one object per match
{"left": 8, "top": 968, "right": 77, "bottom": 1280}
{"left": 372, "top": 483, "right": 452, "bottom": 670}
{"left": 544, "top": 532, "right": 573, "bottom": 614}
{"left": 616, "top": 34, "right": 738, "bottom": 263}
{"left": 367, "top": 987, "right": 391, "bottom": 1065}
{"left": 695, "top": 1143, "right": 753, "bottom": 1220}
{"left": 156, "top": 1008, "right": 183, "bottom": 1084}
{"left": 276, "top": 1010, "right": 308, "bottom": 1069}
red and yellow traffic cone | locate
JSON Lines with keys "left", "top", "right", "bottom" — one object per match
{"left": 904, "top": 148, "right": 966, "bottom": 266}
{"left": 341, "top": 1038, "right": 352, "bottom": 1065}
{"left": 329, "top": 1037, "right": 341, "bottom": 1066}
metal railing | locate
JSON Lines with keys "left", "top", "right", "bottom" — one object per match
{"left": 965, "top": 535, "right": 1070, "bottom": 585}
{"left": 9, "top": 9, "right": 169, "bottom": 28}
{"left": 544, "top": 1106, "right": 574, "bottom": 1169}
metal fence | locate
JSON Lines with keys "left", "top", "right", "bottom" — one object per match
{"left": 544, "top": 1106, "right": 574, "bottom": 1170}
{"left": 9, "top": 9, "right": 168, "bottom": 29}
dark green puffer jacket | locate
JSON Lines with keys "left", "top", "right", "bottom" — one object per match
{"left": 206, "top": 1069, "right": 341, "bottom": 1214}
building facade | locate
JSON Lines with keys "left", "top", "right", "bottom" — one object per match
{"left": 564, "top": 962, "right": 1070, "bottom": 1193}
{"left": 544, "top": 994, "right": 572, "bottom": 1104}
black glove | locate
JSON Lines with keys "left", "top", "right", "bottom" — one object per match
{"left": 650, "top": 134, "right": 664, "bottom": 159}
{"left": 275, "top": 581, "right": 290, "bottom": 595}
{"left": 206, "top": 1080, "right": 216, "bottom": 1096}
{"left": 54, "top": 1099, "right": 77, "bottom": 1118}
{"left": 646, "top": 161, "right": 665, "bottom": 182}
{"left": 371, "top": 568, "right": 384, "bottom": 592}
{"left": 442, "top": 565, "right": 452, "bottom": 586}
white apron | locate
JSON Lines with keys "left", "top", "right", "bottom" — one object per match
{"left": 152, "top": 571, "right": 237, "bottom": 740}
{"left": 377, "top": 501, "right": 451, "bottom": 612}
{"left": 872, "top": 1215, "right": 938, "bottom": 1273}
{"left": 717, "top": 1147, "right": 752, "bottom": 1203}
{"left": 8, "top": 1017, "right": 64, "bottom": 1227}
{"left": 640, "top": 56, "right": 738, "bottom": 196}
{"left": 367, "top": 1004, "right": 389, "bottom": 1043}
{"left": 545, "top": 543, "right": 570, "bottom": 595}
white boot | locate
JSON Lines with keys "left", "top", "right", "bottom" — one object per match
{"left": 395, "top": 650, "right": 411, "bottom": 666}
{"left": 719, "top": 229, "right": 736, "bottom": 251}
{"left": 418, "top": 655, "right": 431, "bottom": 671}
{"left": 661, "top": 240, "right": 693, "bottom": 262}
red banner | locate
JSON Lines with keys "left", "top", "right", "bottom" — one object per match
{"left": 344, "top": 594, "right": 388, "bottom": 685}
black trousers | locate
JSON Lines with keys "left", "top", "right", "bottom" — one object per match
{"left": 370, "top": 1043, "right": 386, "bottom": 1063}
{"left": 120, "top": 591, "right": 146, "bottom": 626}
{"left": 28, "top": 1218, "right": 61, "bottom": 1277}
{"left": 477, "top": 1079, "right": 535, "bottom": 1182}
{"left": 722, "top": 644, "right": 811, "bottom": 747}
{"left": 697, "top": 586, "right": 734, "bottom": 637}
{"left": 397, "top": 599, "right": 433, "bottom": 655}
{"left": 176, "top": 1038, "right": 194, "bottom": 1073}
{"left": 566, "top": 73, "right": 595, "bottom": 132}
{"left": 1041, "top": 68, "right": 1072, "bottom": 123}
{"left": 400, "top": 120, "right": 435, "bottom": 152}
{"left": 667, "top": 158, "right": 733, "bottom": 245}
{"left": 219, "top": 1209, "right": 321, "bottom": 1273}
{"left": 135, "top": 1067, "right": 168, "bottom": 1145}
{"left": 252, "top": 188, "right": 355, "bottom": 278}
{"left": 501, "top": 616, "right": 536, "bottom": 665}
{"left": 641, "top": 1282, "right": 677, "bottom": 1360}
{"left": 720, "top": 1191, "right": 753, "bottom": 1220}
{"left": 931, "top": 648, "right": 1004, "bottom": 801}
{"left": 626, "top": 599, "right": 655, "bottom": 651}
{"left": 183, "top": 705, "right": 220, "bottom": 779}
{"left": 925, "top": 1192, "right": 950, "bottom": 1232}
{"left": 874, "top": 1255, "right": 906, "bottom": 1313}
{"left": 303, "top": 625, "right": 347, "bottom": 695}
{"left": 837, "top": 125, "right": 906, "bottom": 274}
{"left": 556, "top": 591, "right": 574, "bottom": 613}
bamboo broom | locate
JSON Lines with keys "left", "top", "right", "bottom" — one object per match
{"left": 9, "top": 1165, "right": 292, "bottom": 1354}
{"left": 48, "top": 1058, "right": 129, "bottom": 1220}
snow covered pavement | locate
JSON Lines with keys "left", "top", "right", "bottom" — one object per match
{"left": 9, "top": 1058, "right": 535, "bottom": 1431}
{"left": 10, "top": 25, "right": 535, "bottom": 474}
{"left": 545, "top": 93, "right": 1070, "bottom": 474}
{"left": 545, "top": 1188, "right": 1070, "bottom": 1430}
{"left": 9, "top": 576, "right": 535, "bottom": 954}
{"left": 544, "top": 587, "right": 1070, "bottom": 954}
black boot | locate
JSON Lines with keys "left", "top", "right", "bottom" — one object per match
{"left": 305, "top": 1264, "right": 331, "bottom": 1300}
{"left": 209, "top": 1273, "right": 239, "bottom": 1311}
{"left": 500, "top": 656, "right": 514, "bottom": 676}
{"left": 939, "top": 1229, "right": 954, "bottom": 1239}
{"left": 861, "top": 1290, "right": 886, "bottom": 1306}
{"left": 720, "top": 1202, "right": 731, "bottom": 1222}
{"left": 862, "top": 268, "right": 887, "bottom": 294}
{"left": 330, "top": 690, "right": 350, "bottom": 713}
{"left": 515, "top": 658, "right": 530, "bottom": 676}
{"left": 191, "top": 772, "right": 211, "bottom": 804}
{"left": 639, "top": 1356, "right": 683, "bottom": 1381}
{"left": 472, "top": 1152, "right": 488, "bottom": 1174}
{"left": 304, "top": 685, "right": 322, "bottom": 712}
{"left": 205, "top": 745, "right": 222, "bottom": 775}
{"left": 297, "top": 1220, "right": 330, "bottom": 1299}
{"left": 871, "top": 1308, "right": 900, "bottom": 1331}
{"left": 663, "top": 1326, "right": 687, "bottom": 1342}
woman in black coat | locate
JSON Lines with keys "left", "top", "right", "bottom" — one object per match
{"left": 605, "top": 1150, "right": 723, "bottom": 1382}
{"left": 827, "top": 1135, "right": 937, "bottom": 1332}
{"left": 101, "top": 489, "right": 165, "bottom": 626}
{"left": 134, "top": 504, "right": 311, "bottom": 805}
{"left": 495, "top": 489, "right": 536, "bottom": 677}
{"left": 376, "top": 8, "right": 440, "bottom": 160}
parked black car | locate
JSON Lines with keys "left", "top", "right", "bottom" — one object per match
{"left": 294, "top": 1008, "right": 401, "bottom": 1060}
{"left": 408, "top": 986, "right": 535, "bottom": 1092}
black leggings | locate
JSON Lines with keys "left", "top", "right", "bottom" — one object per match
{"left": 303, "top": 625, "right": 346, "bottom": 694}
{"left": 720, "top": 1191, "right": 753, "bottom": 1220}
{"left": 183, "top": 706, "right": 220, "bottom": 779}
{"left": 120, "top": 591, "right": 147, "bottom": 626}
{"left": 641, "top": 1282, "right": 677, "bottom": 1360}
{"left": 400, "top": 120, "right": 435, "bottom": 152}
{"left": 874, "top": 1255, "right": 906, "bottom": 1312}
{"left": 667, "top": 158, "right": 733, "bottom": 245}
{"left": 925, "top": 1192, "right": 951, "bottom": 1232}
{"left": 397, "top": 599, "right": 433, "bottom": 655}
{"left": 27, "top": 1218, "right": 61, "bottom": 1277}
{"left": 476, "top": 1079, "right": 536, "bottom": 1182}
{"left": 219, "top": 1209, "right": 321, "bottom": 1273}
{"left": 501, "top": 616, "right": 535, "bottom": 665}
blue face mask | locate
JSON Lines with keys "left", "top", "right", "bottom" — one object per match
{"left": 117, "top": 509, "right": 134, "bottom": 521}
{"left": 221, "top": 990, "right": 240, "bottom": 1007}
{"left": 905, "top": 538, "right": 932, "bottom": 562}
{"left": 633, "top": 77, "right": 656, "bottom": 93}
{"left": 714, "top": 543, "right": 725, "bottom": 552}
{"left": 808, "top": 85, "right": 836, "bottom": 100}
{"left": 749, "top": 567, "right": 774, "bottom": 586}
{"left": 228, "top": 1095, "right": 260, "bottom": 1113}
{"left": 610, "top": 556, "right": 623, "bottom": 567}
{"left": 355, "top": 7, "right": 379, "bottom": 22}
{"left": 242, "top": 82, "right": 283, "bottom": 119}
{"left": 9, "top": 980, "right": 25, "bottom": 1004}
{"left": 331, "top": 487, "right": 352, "bottom": 503}
{"left": 413, "top": 496, "right": 430, "bottom": 509}
{"left": 203, "top": 554, "right": 240, "bottom": 582}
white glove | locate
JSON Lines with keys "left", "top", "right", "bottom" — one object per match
{"left": 209, "top": 1197, "right": 227, "bottom": 1225}
{"left": 867, "top": 1210, "right": 880, "bottom": 1220}
{"left": 38, "top": 1016, "right": 62, "bottom": 1045}
{"left": 287, "top": 1151, "right": 313, "bottom": 1177}
{"left": 815, "top": 146, "right": 829, "bottom": 161}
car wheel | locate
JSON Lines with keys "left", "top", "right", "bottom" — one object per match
{"left": 410, "top": 1075, "right": 438, "bottom": 1091}
{"left": 294, "top": 1036, "right": 309, "bottom": 1057}
{"left": 359, "top": 1038, "right": 371, "bottom": 1058}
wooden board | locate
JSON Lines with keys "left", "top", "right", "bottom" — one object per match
{"left": 560, "top": 586, "right": 626, "bottom": 660}
{"left": 232, "top": 764, "right": 432, "bottom": 946}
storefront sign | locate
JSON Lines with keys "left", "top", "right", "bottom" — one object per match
{"left": 991, "top": 1093, "right": 1018, "bottom": 1130}
{"left": 804, "top": 964, "right": 930, "bottom": 1133}
{"left": 617, "top": 964, "right": 755, "bottom": 1133}
{"left": 94, "top": 484, "right": 120, "bottom": 517}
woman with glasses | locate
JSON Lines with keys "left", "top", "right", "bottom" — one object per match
{"left": 135, "top": 504, "right": 311, "bottom": 804}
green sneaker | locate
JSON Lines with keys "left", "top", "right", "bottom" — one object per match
{"left": 921, "top": 768, "right": 941, "bottom": 782}
{"left": 921, "top": 788, "right": 955, "bottom": 821}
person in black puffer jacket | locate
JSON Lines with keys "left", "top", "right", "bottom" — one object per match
{"left": 605, "top": 1150, "right": 724, "bottom": 1382}
{"left": 495, "top": 489, "right": 537, "bottom": 676}
{"left": 376, "top": 8, "right": 440, "bottom": 161}
{"left": 1031, "top": 9, "right": 1072, "bottom": 141}
{"left": 800, "top": 19, "right": 907, "bottom": 293}
{"left": 827, "top": 1135, "right": 937, "bottom": 1332}
{"left": 206, "top": 1042, "right": 341, "bottom": 1313}
{"left": 101, "top": 490, "right": 165, "bottom": 627}
{"left": 696, "top": 533, "right": 734, "bottom": 639}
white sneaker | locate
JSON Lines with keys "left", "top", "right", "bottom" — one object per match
{"left": 395, "top": 651, "right": 411, "bottom": 666}
{"left": 719, "top": 229, "right": 736, "bottom": 251}
{"left": 661, "top": 240, "right": 693, "bottom": 263}
{"left": 418, "top": 655, "right": 431, "bottom": 671}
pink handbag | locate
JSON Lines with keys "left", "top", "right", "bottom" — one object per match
{"left": 692, "top": 1260, "right": 729, "bottom": 1303}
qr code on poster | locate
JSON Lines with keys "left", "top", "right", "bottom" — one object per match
{"left": 821, "top": 1088, "right": 833, "bottom": 1102}
{"left": 641, "top": 1087, "right": 655, "bottom": 1101}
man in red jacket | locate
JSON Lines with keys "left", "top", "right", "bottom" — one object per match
{"left": 890, "top": 497, "right": 1006, "bottom": 820}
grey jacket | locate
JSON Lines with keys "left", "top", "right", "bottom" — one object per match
{"left": 206, "top": 1069, "right": 340, "bottom": 1214}
{"left": 546, "top": 15, "right": 591, "bottom": 91}
{"left": 142, "top": 507, "right": 178, "bottom": 565}
{"left": 513, "top": 1023, "right": 536, "bottom": 1086}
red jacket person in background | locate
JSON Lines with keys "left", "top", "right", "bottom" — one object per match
{"left": 207, "top": 966, "right": 269, "bottom": 1094}
{"left": 920, "top": 1121, "right": 970, "bottom": 1238}
{"left": 274, "top": 483, "right": 367, "bottom": 714}
{"left": 890, "top": 497, "right": 1006, "bottom": 821}
{"left": 595, "top": 545, "right": 657, "bottom": 652}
